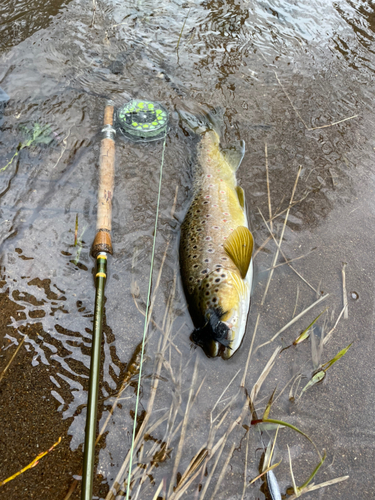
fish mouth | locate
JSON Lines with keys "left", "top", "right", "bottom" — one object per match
{"left": 190, "top": 307, "right": 233, "bottom": 358}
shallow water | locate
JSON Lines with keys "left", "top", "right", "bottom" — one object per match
{"left": 0, "top": 0, "right": 375, "bottom": 498}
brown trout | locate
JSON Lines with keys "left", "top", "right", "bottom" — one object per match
{"left": 180, "top": 122, "right": 253, "bottom": 359}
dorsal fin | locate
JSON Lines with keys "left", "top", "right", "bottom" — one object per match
{"left": 221, "top": 140, "right": 245, "bottom": 171}
{"left": 224, "top": 226, "right": 253, "bottom": 279}
{"left": 235, "top": 186, "right": 245, "bottom": 209}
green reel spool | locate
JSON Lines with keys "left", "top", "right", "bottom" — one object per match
{"left": 117, "top": 100, "right": 168, "bottom": 142}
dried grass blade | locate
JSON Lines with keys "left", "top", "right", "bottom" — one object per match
{"left": 342, "top": 262, "right": 348, "bottom": 319}
{"left": 209, "top": 442, "right": 236, "bottom": 500}
{"left": 274, "top": 72, "right": 309, "bottom": 129}
{"left": 211, "top": 368, "right": 241, "bottom": 422}
{"left": 152, "top": 480, "right": 164, "bottom": 500}
{"left": 174, "top": 448, "right": 208, "bottom": 494}
{"left": 323, "top": 306, "right": 345, "bottom": 345}
{"left": 287, "top": 475, "right": 349, "bottom": 499}
{"left": 0, "top": 437, "right": 61, "bottom": 486}
{"left": 241, "top": 312, "right": 261, "bottom": 387}
{"left": 288, "top": 445, "right": 299, "bottom": 496}
{"left": 258, "top": 208, "right": 317, "bottom": 294}
{"left": 201, "top": 397, "right": 250, "bottom": 500}
{"left": 249, "top": 461, "right": 281, "bottom": 485}
{"left": 250, "top": 346, "right": 281, "bottom": 403}
{"left": 261, "top": 166, "right": 302, "bottom": 305}
{"left": 256, "top": 293, "right": 329, "bottom": 352}
{"left": 168, "top": 354, "right": 199, "bottom": 497}
{"left": 0, "top": 334, "right": 27, "bottom": 384}
{"left": 265, "top": 142, "right": 273, "bottom": 233}
{"left": 240, "top": 418, "right": 251, "bottom": 499}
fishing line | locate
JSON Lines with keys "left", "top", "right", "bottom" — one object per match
{"left": 125, "top": 131, "right": 167, "bottom": 500}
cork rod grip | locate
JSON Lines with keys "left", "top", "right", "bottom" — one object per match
{"left": 92, "top": 104, "right": 115, "bottom": 257}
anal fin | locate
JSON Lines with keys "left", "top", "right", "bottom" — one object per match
{"left": 224, "top": 226, "right": 253, "bottom": 279}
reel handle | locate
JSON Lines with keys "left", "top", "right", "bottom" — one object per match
{"left": 92, "top": 102, "right": 116, "bottom": 257}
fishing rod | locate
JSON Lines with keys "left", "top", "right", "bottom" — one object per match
{"left": 81, "top": 100, "right": 116, "bottom": 500}
{"left": 81, "top": 99, "right": 168, "bottom": 500}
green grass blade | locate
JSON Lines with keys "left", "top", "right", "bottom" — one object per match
{"left": 293, "top": 308, "right": 328, "bottom": 346}
{"left": 252, "top": 418, "right": 322, "bottom": 460}
{"left": 263, "top": 387, "right": 277, "bottom": 420}
{"left": 298, "top": 451, "right": 327, "bottom": 491}
{"left": 300, "top": 370, "right": 325, "bottom": 395}
{"left": 321, "top": 343, "right": 353, "bottom": 372}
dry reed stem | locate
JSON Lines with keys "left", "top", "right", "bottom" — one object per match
{"left": 342, "top": 262, "right": 348, "bottom": 319}
{"left": 52, "top": 127, "right": 71, "bottom": 169}
{"left": 267, "top": 425, "right": 280, "bottom": 470}
{"left": 287, "top": 475, "right": 349, "bottom": 499}
{"left": 258, "top": 208, "right": 318, "bottom": 294}
{"left": 268, "top": 192, "right": 310, "bottom": 222}
{"left": 0, "top": 334, "right": 27, "bottom": 384}
{"left": 171, "top": 185, "right": 179, "bottom": 218}
{"left": 250, "top": 346, "right": 281, "bottom": 403}
{"left": 177, "top": 448, "right": 208, "bottom": 491}
{"left": 210, "top": 368, "right": 241, "bottom": 423}
{"left": 273, "top": 373, "right": 300, "bottom": 405}
{"left": 240, "top": 417, "right": 251, "bottom": 500}
{"left": 152, "top": 481, "right": 164, "bottom": 500}
{"left": 198, "top": 437, "right": 226, "bottom": 500}
{"left": 200, "top": 397, "right": 250, "bottom": 500}
{"left": 168, "top": 354, "right": 199, "bottom": 497}
{"left": 293, "top": 285, "right": 300, "bottom": 318}
{"left": 255, "top": 293, "right": 329, "bottom": 353}
{"left": 265, "top": 248, "right": 316, "bottom": 271}
{"left": 209, "top": 442, "right": 236, "bottom": 500}
{"left": 274, "top": 71, "right": 358, "bottom": 131}
{"left": 253, "top": 234, "right": 273, "bottom": 260}
{"left": 265, "top": 142, "right": 273, "bottom": 233}
{"left": 274, "top": 72, "right": 309, "bottom": 129}
{"left": 288, "top": 445, "right": 298, "bottom": 496}
{"left": 323, "top": 306, "right": 346, "bottom": 346}
{"left": 241, "top": 312, "right": 261, "bottom": 387}
{"left": 308, "top": 116, "right": 358, "bottom": 131}
{"left": 261, "top": 166, "right": 302, "bottom": 305}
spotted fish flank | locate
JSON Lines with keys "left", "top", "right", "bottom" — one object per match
{"left": 180, "top": 126, "right": 253, "bottom": 359}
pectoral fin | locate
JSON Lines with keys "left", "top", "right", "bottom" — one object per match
{"left": 224, "top": 226, "right": 253, "bottom": 279}
{"left": 221, "top": 140, "right": 246, "bottom": 171}
{"left": 235, "top": 186, "right": 245, "bottom": 209}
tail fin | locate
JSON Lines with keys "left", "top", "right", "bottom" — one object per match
{"left": 177, "top": 104, "right": 224, "bottom": 136}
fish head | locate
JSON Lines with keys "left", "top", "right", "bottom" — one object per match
{"left": 191, "top": 269, "right": 250, "bottom": 359}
